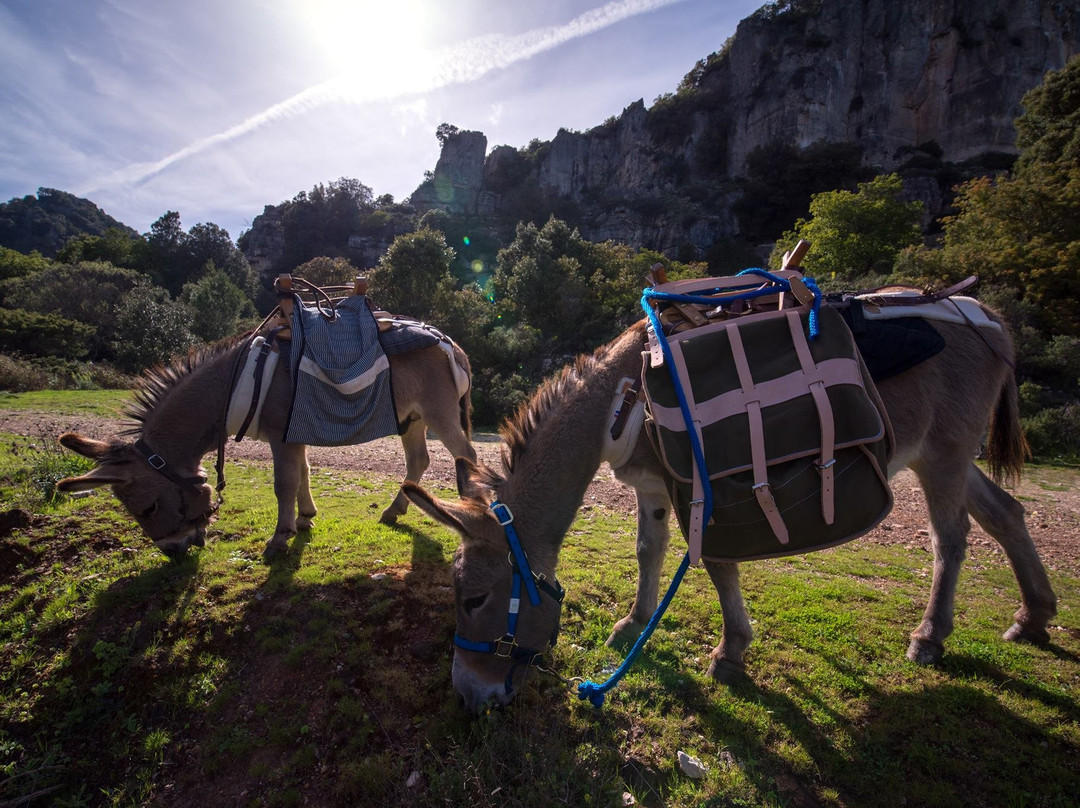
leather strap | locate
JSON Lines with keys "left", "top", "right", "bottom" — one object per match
{"left": 609, "top": 376, "right": 643, "bottom": 441}
{"left": 786, "top": 311, "right": 836, "bottom": 524}
{"left": 728, "top": 326, "right": 790, "bottom": 546}
{"left": 859, "top": 275, "right": 979, "bottom": 307}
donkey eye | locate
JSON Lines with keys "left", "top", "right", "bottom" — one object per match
{"left": 139, "top": 503, "right": 158, "bottom": 518}
{"left": 463, "top": 594, "right": 487, "bottom": 614}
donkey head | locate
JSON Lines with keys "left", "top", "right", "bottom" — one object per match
{"left": 56, "top": 432, "right": 217, "bottom": 559}
{"left": 404, "top": 458, "right": 564, "bottom": 715}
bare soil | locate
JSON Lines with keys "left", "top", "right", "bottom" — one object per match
{"left": 7, "top": 410, "right": 1080, "bottom": 575}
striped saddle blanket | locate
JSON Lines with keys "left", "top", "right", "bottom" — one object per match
{"left": 283, "top": 295, "right": 399, "bottom": 446}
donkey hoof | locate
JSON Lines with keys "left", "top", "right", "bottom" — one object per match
{"left": 297, "top": 515, "right": 315, "bottom": 531}
{"left": 906, "top": 637, "right": 944, "bottom": 665}
{"left": 262, "top": 540, "right": 290, "bottom": 563}
{"left": 605, "top": 619, "right": 645, "bottom": 649}
{"left": 379, "top": 509, "right": 400, "bottom": 525}
{"left": 159, "top": 544, "right": 189, "bottom": 561}
{"left": 1003, "top": 622, "right": 1050, "bottom": 646}
{"left": 707, "top": 657, "right": 747, "bottom": 684}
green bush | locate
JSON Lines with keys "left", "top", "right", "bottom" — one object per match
{"left": 0, "top": 308, "right": 94, "bottom": 359}
{"left": 0, "top": 353, "right": 134, "bottom": 392}
{"left": 1022, "top": 404, "right": 1080, "bottom": 462}
{"left": 0, "top": 353, "right": 50, "bottom": 392}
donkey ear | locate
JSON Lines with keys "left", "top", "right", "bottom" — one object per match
{"left": 402, "top": 482, "right": 502, "bottom": 544}
{"left": 59, "top": 432, "right": 114, "bottom": 460}
{"left": 57, "top": 465, "right": 129, "bottom": 492}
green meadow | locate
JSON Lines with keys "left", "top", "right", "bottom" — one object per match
{"left": 0, "top": 402, "right": 1077, "bottom": 807}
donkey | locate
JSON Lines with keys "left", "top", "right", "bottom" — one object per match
{"left": 57, "top": 333, "right": 476, "bottom": 561}
{"left": 403, "top": 312, "right": 1058, "bottom": 714}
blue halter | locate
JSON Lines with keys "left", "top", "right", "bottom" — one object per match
{"left": 452, "top": 500, "right": 566, "bottom": 692}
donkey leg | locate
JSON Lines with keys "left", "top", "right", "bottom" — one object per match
{"left": 702, "top": 561, "right": 753, "bottom": 682}
{"left": 295, "top": 445, "right": 317, "bottom": 530}
{"left": 907, "top": 463, "right": 972, "bottom": 664}
{"left": 965, "top": 464, "right": 1057, "bottom": 645}
{"left": 381, "top": 419, "right": 429, "bottom": 524}
{"left": 607, "top": 482, "right": 672, "bottom": 647}
{"left": 264, "top": 441, "right": 306, "bottom": 560}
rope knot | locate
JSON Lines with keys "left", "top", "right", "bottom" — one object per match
{"left": 576, "top": 681, "right": 607, "bottom": 708}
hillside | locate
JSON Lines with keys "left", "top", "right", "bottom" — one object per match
{"left": 0, "top": 187, "right": 139, "bottom": 257}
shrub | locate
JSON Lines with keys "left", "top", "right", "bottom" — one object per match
{"left": 0, "top": 353, "right": 50, "bottom": 392}
{"left": 1022, "top": 404, "right": 1080, "bottom": 462}
{"left": 0, "top": 353, "right": 135, "bottom": 392}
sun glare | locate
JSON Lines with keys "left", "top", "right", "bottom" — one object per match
{"left": 300, "top": 0, "right": 436, "bottom": 97}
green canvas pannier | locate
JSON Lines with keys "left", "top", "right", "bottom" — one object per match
{"left": 643, "top": 271, "right": 893, "bottom": 563}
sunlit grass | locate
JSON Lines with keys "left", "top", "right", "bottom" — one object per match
{"left": 0, "top": 446, "right": 1077, "bottom": 807}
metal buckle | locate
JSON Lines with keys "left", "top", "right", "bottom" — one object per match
{"left": 146, "top": 454, "right": 167, "bottom": 471}
{"left": 494, "top": 635, "right": 518, "bottom": 658}
{"left": 816, "top": 459, "right": 837, "bottom": 470}
{"left": 491, "top": 502, "right": 514, "bottom": 526}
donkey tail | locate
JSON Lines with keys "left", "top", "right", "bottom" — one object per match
{"left": 984, "top": 374, "right": 1029, "bottom": 486}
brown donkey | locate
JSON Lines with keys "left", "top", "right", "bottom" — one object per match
{"left": 404, "top": 312, "right": 1058, "bottom": 714}
{"left": 57, "top": 334, "right": 476, "bottom": 561}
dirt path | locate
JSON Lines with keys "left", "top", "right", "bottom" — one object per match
{"left": 8, "top": 409, "right": 1079, "bottom": 575}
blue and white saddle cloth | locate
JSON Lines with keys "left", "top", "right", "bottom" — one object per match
{"left": 284, "top": 295, "right": 399, "bottom": 445}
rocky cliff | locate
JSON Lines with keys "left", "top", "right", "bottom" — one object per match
{"left": 409, "top": 0, "right": 1080, "bottom": 256}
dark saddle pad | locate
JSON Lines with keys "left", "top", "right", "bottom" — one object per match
{"left": 838, "top": 302, "right": 946, "bottom": 383}
{"left": 377, "top": 319, "right": 445, "bottom": 356}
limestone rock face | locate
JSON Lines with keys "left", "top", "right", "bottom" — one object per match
{"left": 406, "top": 0, "right": 1078, "bottom": 256}
{"left": 715, "top": 0, "right": 1080, "bottom": 174}
{"left": 237, "top": 205, "right": 284, "bottom": 279}
{"left": 409, "top": 130, "right": 488, "bottom": 216}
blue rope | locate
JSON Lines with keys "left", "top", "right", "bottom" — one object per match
{"left": 576, "top": 551, "right": 692, "bottom": 707}
{"left": 640, "top": 289, "right": 716, "bottom": 536}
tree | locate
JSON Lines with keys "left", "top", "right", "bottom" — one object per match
{"left": 278, "top": 178, "right": 377, "bottom": 271}
{"left": 186, "top": 222, "right": 256, "bottom": 297}
{"left": 0, "top": 246, "right": 51, "bottom": 285}
{"left": 0, "top": 261, "right": 143, "bottom": 360}
{"left": 181, "top": 265, "right": 257, "bottom": 342}
{"left": 291, "top": 256, "right": 362, "bottom": 288}
{"left": 366, "top": 228, "right": 455, "bottom": 321}
{"left": 770, "top": 173, "right": 923, "bottom": 285}
{"left": 435, "top": 123, "right": 460, "bottom": 146}
{"left": 113, "top": 283, "right": 196, "bottom": 372}
{"left": 144, "top": 211, "right": 186, "bottom": 291}
{"left": 0, "top": 308, "right": 94, "bottom": 359}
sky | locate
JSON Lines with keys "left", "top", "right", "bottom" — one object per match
{"left": 0, "top": 0, "right": 764, "bottom": 242}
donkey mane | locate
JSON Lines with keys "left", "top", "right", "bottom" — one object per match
{"left": 492, "top": 321, "right": 647, "bottom": 482}
{"left": 121, "top": 335, "right": 246, "bottom": 434}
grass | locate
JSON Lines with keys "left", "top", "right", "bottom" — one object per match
{"left": 0, "top": 389, "right": 129, "bottom": 418}
{"left": 0, "top": 434, "right": 1077, "bottom": 806}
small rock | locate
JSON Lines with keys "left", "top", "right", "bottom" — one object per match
{"left": 677, "top": 751, "right": 708, "bottom": 779}
{"left": 621, "top": 792, "right": 636, "bottom": 806}
{"left": 371, "top": 572, "right": 387, "bottom": 580}
{"left": 406, "top": 770, "right": 421, "bottom": 788}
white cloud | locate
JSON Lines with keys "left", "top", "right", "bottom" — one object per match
{"left": 87, "top": 0, "right": 686, "bottom": 193}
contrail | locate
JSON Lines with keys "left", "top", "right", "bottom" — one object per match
{"left": 84, "top": 0, "right": 684, "bottom": 192}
